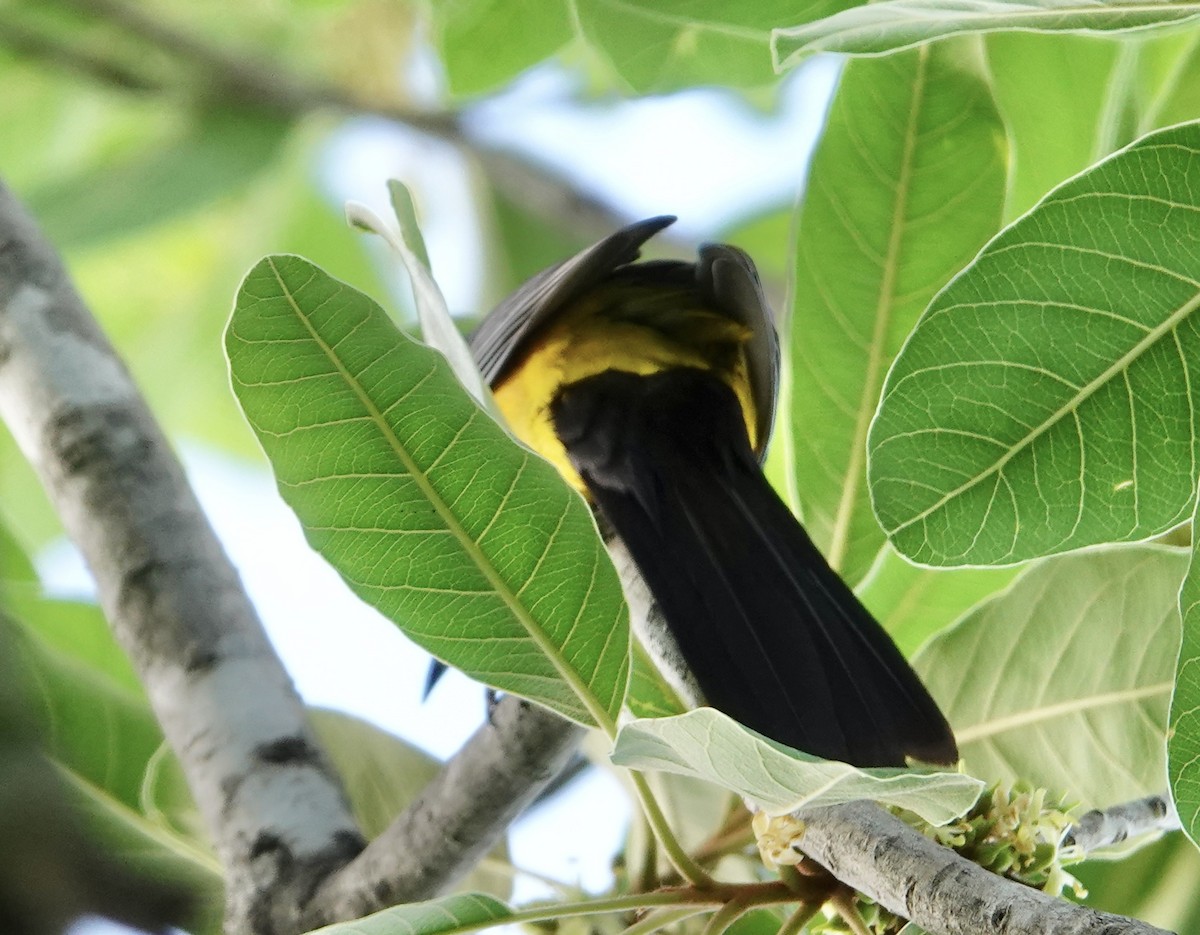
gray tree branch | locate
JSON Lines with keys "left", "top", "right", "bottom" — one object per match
{"left": 0, "top": 182, "right": 370, "bottom": 933}
{"left": 795, "top": 801, "right": 1175, "bottom": 935}
{"left": 305, "top": 698, "right": 583, "bottom": 927}
{"left": 1063, "top": 794, "right": 1180, "bottom": 855}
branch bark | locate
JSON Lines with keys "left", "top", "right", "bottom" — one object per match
{"left": 795, "top": 801, "right": 1175, "bottom": 935}
{"left": 1063, "top": 794, "right": 1180, "bottom": 854}
{"left": 305, "top": 697, "right": 583, "bottom": 927}
{"left": 0, "top": 180, "right": 366, "bottom": 932}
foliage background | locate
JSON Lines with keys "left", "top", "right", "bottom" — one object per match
{"left": 5, "top": 1, "right": 1200, "bottom": 933}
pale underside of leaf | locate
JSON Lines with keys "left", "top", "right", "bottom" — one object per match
{"left": 613, "top": 709, "right": 982, "bottom": 824}
{"left": 773, "top": 1, "right": 1200, "bottom": 65}
{"left": 916, "top": 545, "right": 1184, "bottom": 808}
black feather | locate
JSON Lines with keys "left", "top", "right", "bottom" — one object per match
{"left": 551, "top": 367, "right": 957, "bottom": 767}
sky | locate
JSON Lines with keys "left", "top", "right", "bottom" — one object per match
{"left": 58, "top": 50, "right": 839, "bottom": 935}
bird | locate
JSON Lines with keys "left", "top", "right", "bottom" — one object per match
{"left": 436, "top": 215, "right": 957, "bottom": 768}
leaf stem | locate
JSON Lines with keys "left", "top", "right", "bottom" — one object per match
{"left": 618, "top": 907, "right": 709, "bottom": 935}
{"left": 831, "top": 889, "right": 872, "bottom": 935}
{"left": 777, "top": 900, "right": 823, "bottom": 935}
{"left": 700, "top": 895, "right": 753, "bottom": 935}
{"left": 629, "top": 772, "right": 716, "bottom": 888}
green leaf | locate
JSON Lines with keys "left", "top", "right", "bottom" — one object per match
{"left": 1137, "top": 31, "right": 1200, "bottom": 132}
{"left": 0, "top": 513, "right": 37, "bottom": 585}
{"left": 485, "top": 189, "right": 594, "bottom": 306}
{"left": 1074, "top": 832, "right": 1200, "bottom": 931}
{"left": 226, "top": 256, "right": 630, "bottom": 728}
{"left": 856, "top": 546, "right": 1018, "bottom": 655}
{"left": 429, "top": 0, "right": 573, "bottom": 97}
{"left": 573, "top": 1, "right": 802, "bottom": 92}
{"left": 789, "top": 41, "right": 1007, "bottom": 584}
{"left": 772, "top": 0, "right": 1200, "bottom": 65}
{"left": 348, "top": 184, "right": 496, "bottom": 417}
{"left": 10, "top": 609, "right": 164, "bottom": 811}
{"left": 916, "top": 545, "right": 1183, "bottom": 808}
{"left": 59, "top": 768, "right": 224, "bottom": 935}
{"left": 312, "top": 710, "right": 441, "bottom": 838}
{"left": 987, "top": 33, "right": 1122, "bottom": 219}
{"left": 432, "top": 0, "right": 863, "bottom": 93}
{"left": 626, "top": 641, "right": 688, "bottom": 720}
{"left": 25, "top": 109, "right": 291, "bottom": 249}
{"left": 306, "top": 893, "right": 512, "bottom": 935}
{"left": 612, "top": 709, "right": 982, "bottom": 823}
{"left": 311, "top": 710, "right": 512, "bottom": 900}
{"left": 869, "top": 120, "right": 1200, "bottom": 566}
{"left": 388, "top": 181, "right": 433, "bottom": 272}
{"left": 7, "top": 584, "right": 143, "bottom": 694}
{"left": 1170, "top": 478, "right": 1200, "bottom": 852}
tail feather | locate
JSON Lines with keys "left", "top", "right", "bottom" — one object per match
{"left": 551, "top": 367, "right": 957, "bottom": 767}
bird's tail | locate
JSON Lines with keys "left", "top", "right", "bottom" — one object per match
{"left": 551, "top": 367, "right": 957, "bottom": 767}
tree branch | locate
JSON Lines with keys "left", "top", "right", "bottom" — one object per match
{"left": 1062, "top": 794, "right": 1180, "bottom": 854}
{"left": 0, "top": 12, "right": 161, "bottom": 93}
{"left": 794, "top": 801, "right": 1175, "bottom": 935}
{"left": 30, "top": 0, "right": 637, "bottom": 241}
{"left": 305, "top": 697, "right": 584, "bottom": 927}
{"left": 0, "top": 180, "right": 364, "bottom": 934}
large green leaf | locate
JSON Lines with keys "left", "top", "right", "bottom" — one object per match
{"left": 1169, "top": 479, "right": 1200, "bottom": 852}
{"left": 307, "top": 893, "right": 512, "bottom": 935}
{"left": 226, "top": 256, "right": 629, "bottom": 728}
{"left": 612, "top": 709, "right": 982, "bottom": 823}
{"left": 773, "top": 0, "right": 1200, "bottom": 65}
{"left": 917, "top": 546, "right": 1183, "bottom": 809}
{"left": 856, "top": 546, "right": 1018, "bottom": 655}
{"left": 869, "top": 120, "right": 1200, "bottom": 566}
{"left": 789, "top": 41, "right": 1006, "bottom": 584}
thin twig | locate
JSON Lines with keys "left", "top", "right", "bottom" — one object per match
{"left": 1061, "top": 794, "right": 1181, "bottom": 855}
{"left": 0, "top": 13, "right": 161, "bottom": 92}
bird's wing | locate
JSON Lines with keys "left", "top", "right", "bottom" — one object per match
{"left": 469, "top": 216, "right": 677, "bottom": 383}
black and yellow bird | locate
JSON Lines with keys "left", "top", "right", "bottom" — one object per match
{"left": 455, "top": 215, "right": 956, "bottom": 768}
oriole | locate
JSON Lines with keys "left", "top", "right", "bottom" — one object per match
{"left": 464, "top": 215, "right": 956, "bottom": 767}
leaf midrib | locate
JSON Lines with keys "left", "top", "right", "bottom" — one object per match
{"left": 955, "top": 681, "right": 1171, "bottom": 743}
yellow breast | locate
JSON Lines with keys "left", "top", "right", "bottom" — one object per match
{"left": 491, "top": 284, "right": 759, "bottom": 495}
